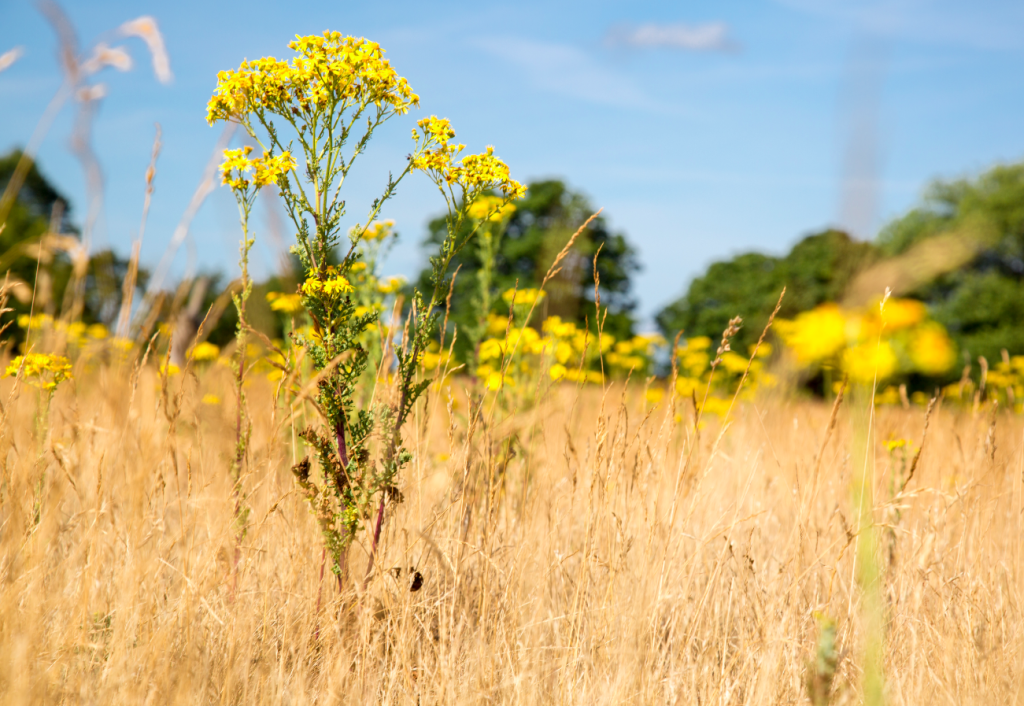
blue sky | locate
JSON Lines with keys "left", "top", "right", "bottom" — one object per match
{"left": 3, "top": 0, "right": 1024, "bottom": 325}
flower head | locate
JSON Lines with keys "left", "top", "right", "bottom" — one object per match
{"left": 501, "top": 288, "right": 545, "bottom": 307}
{"left": 302, "top": 269, "right": 353, "bottom": 298}
{"left": 220, "top": 147, "right": 294, "bottom": 191}
{"left": 410, "top": 116, "right": 526, "bottom": 200}
{"left": 266, "top": 291, "right": 304, "bottom": 314}
{"left": 468, "top": 195, "right": 516, "bottom": 222}
{"left": 207, "top": 32, "right": 418, "bottom": 126}
{"left": 4, "top": 353, "right": 73, "bottom": 391}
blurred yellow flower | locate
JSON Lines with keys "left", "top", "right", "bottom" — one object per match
{"left": 87, "top": 323, "right": 109, "bottom": 340}
{"left": 720, "top": 351, "right": 748, "bottom": 375}
{"left": 360, "top": 219, "right": 395, "bottom": 241}
{"left": 191, "top": 341, "right": 221, "bottom": 362}
{"left": 878, "top": 297, "right": 926, "bottom": 330}
{"left": 842, "top": 341, "right": 897, "bottom": 384}
{"left": 485, "top": 371, "right": 504, "bottom": 391}
{"left": 468, "top": 195, "right": 516, "bottom": 222}
{"left": 908, "top": 322, "right": 956, "bottom": 376}
{"left": 159, "top": 362, "right": 181, "bottom": 376}
{"left": 776, "top": 304, "right": 847, "bottom": 366}
{"left": 201, "top": 393, "right": 221, "bottom": 405}
{"left": 266, "top": 291, "right": 303, "bottom": 314}
{"left": 549, "top": 363, "right": 567, "bottom": 381}
{"left": 18, "top": 313, "right": 52, "bottom": 330}
{"left": 501, "top": 287, "right": 545, "bottom": 307}
{"left": 377, "top": 275, "right": 405, "bottom": 294}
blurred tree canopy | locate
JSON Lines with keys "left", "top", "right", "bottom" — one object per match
{"left": 657, "top": 160, "right": 1024, "bottom": 366}
{"left": 0, "top": 149, "right": 146, "bottom": 338}
{"left": 876, "top": 162, "right": 1024, "bottom": 364}
{"left": 656, "top": 230, "right": 876, "bottom": 352}
{"left": 415, "top": 180, "right": 640, "bottom": 359}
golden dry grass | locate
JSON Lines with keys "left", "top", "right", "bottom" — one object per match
{"left": 0, "top": 362, "right": 1022, "bottom": 704}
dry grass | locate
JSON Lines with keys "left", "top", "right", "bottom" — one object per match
{"left": 0, "top": 362, "right": 1022, "bottom": 705}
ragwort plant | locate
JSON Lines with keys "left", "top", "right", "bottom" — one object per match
{"left": 219, "top": 147, "right": 295, "bottom": 540}
{"left": 208, "top": 31, "right": 524, "bottom": 583}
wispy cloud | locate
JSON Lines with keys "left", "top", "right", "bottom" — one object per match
{"left": 471, "top": 36, "right": 653, "bottom": 109}
{"left": 605, "top": 22, "right": 739, "bottom": 53}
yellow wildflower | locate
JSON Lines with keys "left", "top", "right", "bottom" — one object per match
{"left": 485, "top": 371, "right": 504, "bottom": 391}
{"left": 502, "top": 287, "right": 545, "bottom": 307}
{"left": 17, "top": 313, "right": 52, "bottom": 330}
{"left": 908, "top": 322, "right": 956, "bottom": 376}
{"left": 302, "top": 273, "right": 353, "bottom": 297}
{"left": 87, "top": 323, "right": 109, "bottom": 340}
{"left": 776, "top": 304, "right": 847, "bottom": 366}
{"left": 645, "top": 387, "right": 665, "bottom": 405}
{"left": 720, "top": 351, "right": 748, "bottom": 375}
{"left": 4, "top": 353, "right": 73, "bottom": 391}
{"left": 410, "top": 117, "right": 526, "bottom": 200}
{"left": 207, "top": 32, "right": 418, "bottom": 126}
{"left": 359, "top": 220, "right": 395, "bottom": 241}
{"left": 468, "top": 195, "right": 516, "bottom": 222}
{"left": 884, "top": 437, "right": 911, "bottom": 452}
{"left": 878, "top": 297, "right": 926, "bottom": 330}
{"left": 221, "top": 147, "right": 294, "bottom": 191}
{"left": 842, "top": 340, "right": 897, "bottom": 384}
{"left": 266, "top": 291, "right": 303, "bottom": 314}
{"left": 377, "top": 275, "right": 405, "bottom": 294}
{"left": 549, "top": 363, "right": 567, "bottom": 381}
{"left": 191, "top": 341, "right": 220, "bottom": 362}
{"left": 159, "top": 362, "right": 181, "bottom": 376}
{"left": 202, "top": 393, "right": 221, "bottom": 405}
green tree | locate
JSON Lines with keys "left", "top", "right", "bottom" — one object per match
{"left": 0, "top": 149, "right": 145, "bottom": 339}
{"left": 877, "top": 162, "right": 1024, "bottom": 363}
{"left": 656, "top": 229, "right": 876, "bottom": 352}
{"left": 0, "top": 150, "right": 76, "bottom": 323}
{"left": 415, "top": 179, "right": 639, "bottom": 360}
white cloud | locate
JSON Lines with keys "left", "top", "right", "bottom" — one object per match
{"left": 605, "top": 22, "right": 739, "bottom": 53}
{"left": 472, "top": 36, "right": 653, "bottom": 109}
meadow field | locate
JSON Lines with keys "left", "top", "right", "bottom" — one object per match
{"left": 1, "top": 357, "right": 1021, "bottom": 705}
{"left": 4, "top": 16, "right": 1024, "bottom": 705}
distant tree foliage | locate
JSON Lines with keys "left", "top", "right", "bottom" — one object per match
{"left": 876, "top": 162, "right": 1024, "bottom": 363}
{"left": 0, "top": 149, "right": 145, "bottom": 338}
{"left": 415, "top": 180, "right": 640, "bottom": 359}
{"left": 656, "top": 230, "right": 876, "bottom": 352}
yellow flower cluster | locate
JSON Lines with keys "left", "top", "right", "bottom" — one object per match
{"left": 501, "top": 287, "right": 545, "bottom": 307}
{"left": 4, "top": 353, "right": 73, "bottom": 391}
{"left": 664, "top": 336, "right": 774, "bottom": 417}
{"left": 360, "top": 219, "right": 395, "bottom": 241}
{"left": 376, "top": 275, "right": 405, "bottom": 294}
{"left": 607, "top": 333, "right": 665, "bottom": 374}
{"left": 411, "top": 116, "right": 526, "bottom": 200}
{"left": 207, "top": 32, "right": 418, "bottom": 125}
{"left": 220, "top": 146, "right": 296, "bottom": 191}
{"left": 776, "top": 298, "right": 956, "bottom": 385}
{"left": 16, "top": 314, "right": 111, "bottom": 348}
{"left": 457, "top": 310, "right": 664, "bottom": 391}
{"left": 302, "top": 270, "right": 353, "bottom": 297}
{"left": 468, "top": 195, "right": 516, "bottom": 222}
{"left": 266, "top": 291, "right": 304, "bottom": 314}
{"left": 420, "top": 341, "right": 453, "bottom": 373}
